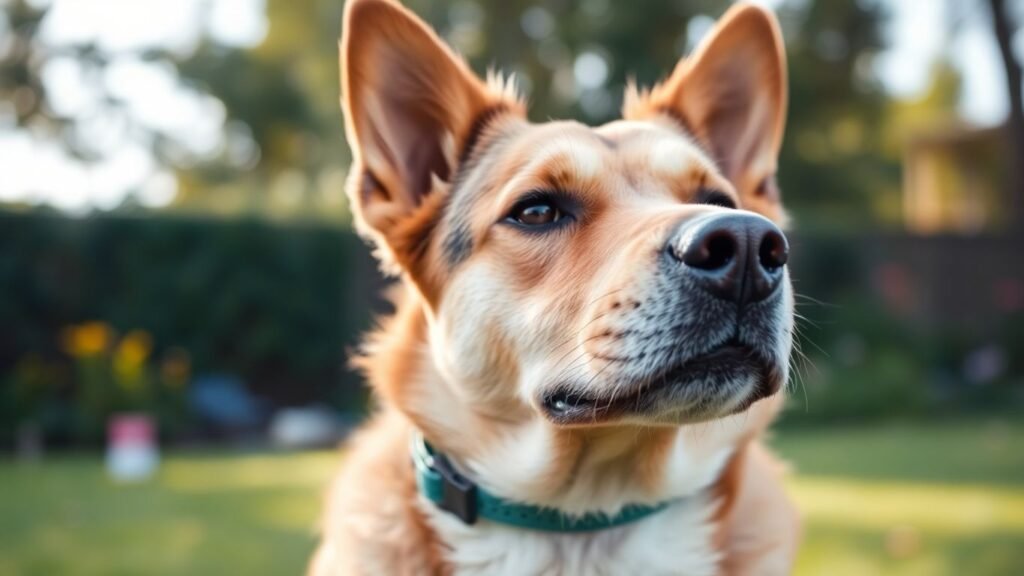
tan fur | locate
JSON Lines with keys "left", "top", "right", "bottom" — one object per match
{"left": 309, "top": 411, "right": 447, "bottom": 576}
{"left": 715, "top": 444, "right": 802, "bottom": 576}
{"left": 623, "top": 5, "right": 788, "bottom": 225}
{"left": 313, "top": 1, "right": 800, "bottom": 574}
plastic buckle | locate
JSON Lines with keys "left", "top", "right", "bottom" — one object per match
{"left": 429, "top": 451, "right": 478, "bottom": 525}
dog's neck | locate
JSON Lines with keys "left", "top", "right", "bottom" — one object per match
{"left": 363, "top": 286, "right": 772, "bottom": 517}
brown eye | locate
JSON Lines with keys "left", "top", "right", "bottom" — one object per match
{"left": 506, "top": 197, "right": 568, "bottom": 228}
{"left": 515, "top": 203, "right": 560, "bottom": 225}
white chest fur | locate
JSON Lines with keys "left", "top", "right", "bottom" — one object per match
{"left": 419, "top": 493, "right": 721, "bottom": 576}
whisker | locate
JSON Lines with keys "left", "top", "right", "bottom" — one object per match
{"left": 792, "top": 293, "right": 838, "bottom": 308}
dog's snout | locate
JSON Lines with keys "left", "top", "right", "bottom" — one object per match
{"left": 668, "top": 213, "right": 788, "bottom": 304}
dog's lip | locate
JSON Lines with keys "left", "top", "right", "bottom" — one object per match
{"left": 540, "top": 339, "right": 778, "bottom": 425}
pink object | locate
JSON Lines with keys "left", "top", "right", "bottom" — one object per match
{"left": 106, "top": 413, "right": 159, "bottom": 482}
{"left": 109, "top": 414, "right": 155, "bottom": 445}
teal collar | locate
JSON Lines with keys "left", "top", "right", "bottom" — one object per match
{"left": 412, "top": 435, "right": 675, "bottom": 533}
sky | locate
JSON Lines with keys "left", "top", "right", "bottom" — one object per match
{"left": 0, "top": 0, "right": 1021, "bottom": 213}
{"left": 875, "top": 0, "right": 1013, "bottom": 124}
{"left": 0, "top": 0, "right": 268, "bottom": 212}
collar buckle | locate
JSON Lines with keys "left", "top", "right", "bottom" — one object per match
{"left": 415, "top": 437, "right": 478, "bottom": 524}
{"left": 431, "top": 451, "right": 478, "bottom": 525}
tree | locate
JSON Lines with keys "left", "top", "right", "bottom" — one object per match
{"left": 987, "top": 0, "right": 1024, "bottom": 229}
{"left": 0, "top": 2, "right": 70, "bottom": 147}
{"left": 0, "top": 0, "right": 339, "bottom": 218}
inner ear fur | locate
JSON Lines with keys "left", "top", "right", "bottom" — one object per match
{"left": 623, "top": 3, "right": 788, "bottom": 221}
{"left": 340, "top": 0, "right": 523, "bottom": 273}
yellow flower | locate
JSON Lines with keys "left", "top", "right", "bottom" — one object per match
{"left": 114, "top": 330, "right": 153, "bottom": 387}
{"left": 61, "top": 322, "right": 113, "bottom": 357}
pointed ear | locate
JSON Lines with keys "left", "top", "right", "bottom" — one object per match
{"left": 340, "top": 0, "right": 520, "bottom": 268}
{"left": 624, "top": 3, "right": 788, "bottom": 222}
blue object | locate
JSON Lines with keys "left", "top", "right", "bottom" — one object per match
{"left": 189, "top": 374, "right": 266, "bottom": 429}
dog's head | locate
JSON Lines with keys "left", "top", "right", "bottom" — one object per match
{"left": 342, "top": 0, "right": 791, "bottom": 441}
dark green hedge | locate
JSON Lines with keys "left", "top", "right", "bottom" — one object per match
{"left": 0, "top": 211, "right": 383, "bottom": 446}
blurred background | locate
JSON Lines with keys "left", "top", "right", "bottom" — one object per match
{"left": 1, "top": 0, "right": 1023, "bottom": 574}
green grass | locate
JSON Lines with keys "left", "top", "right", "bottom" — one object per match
{"left": 771, "top": 419, "right": 1024, "bottom": 576}
{"left": 0, "top": 451, "right": 338, "bottom": 576}
{"left": 0, "top": 420, "right": 1021, "bottom": 575}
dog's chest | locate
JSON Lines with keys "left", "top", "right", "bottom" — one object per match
{"left": 420, "top": 494, "right": 721, "bottom": 576}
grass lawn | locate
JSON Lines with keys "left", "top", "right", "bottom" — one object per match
{"left": 771, "top": 419, "right": 1024, "bottom": 576}
{"left": 1, "top": 419, "right": 1021, "bottom": 575}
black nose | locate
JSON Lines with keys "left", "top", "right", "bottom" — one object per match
{"left": 668, "top": 213, "right": 788, "bottom": 304}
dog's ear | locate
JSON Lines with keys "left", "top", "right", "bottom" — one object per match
{"left": 340, "top": 0, "right": 518, "bottom": 271}
{"left": 624, "top": 3, "right": 788, "bottom": 223}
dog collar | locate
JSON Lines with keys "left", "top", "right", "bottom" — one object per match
{"left": 412, "top": 435, "right": 674, "bottom": 533}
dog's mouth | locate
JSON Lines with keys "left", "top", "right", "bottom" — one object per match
{"left": 539, "top": 338, "right": 781, "bottom": 426}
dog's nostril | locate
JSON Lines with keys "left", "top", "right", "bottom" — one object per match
{"left": 758, "top": 231, "right": 788, "bottom": 271}
{"left": 682, "top": 230, "right": 736, "bottom": 271}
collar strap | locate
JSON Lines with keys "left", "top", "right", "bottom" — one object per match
{"left": 412, "top": 435, "right": 675, "bottom": 533}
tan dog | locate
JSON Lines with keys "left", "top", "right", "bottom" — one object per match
{"left": 311, "top": 0, "right": 800, "bottom": 574}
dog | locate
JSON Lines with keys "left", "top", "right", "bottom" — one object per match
{"left": 310, "top": 0, "right": 800, "bottom": 574}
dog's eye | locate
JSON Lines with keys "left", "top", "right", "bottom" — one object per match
{"left": 696, "top": 189, "right": 737, "bottom": 209}
{"left": 515, "top": 203, "right": 561, "bottom": 225}
{"left": 506, "top": 196, "right": 566, "bottom": 227}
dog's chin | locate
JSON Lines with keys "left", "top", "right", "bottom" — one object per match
{"left": 539, "top": 343, "right": 783, "bottom": 428}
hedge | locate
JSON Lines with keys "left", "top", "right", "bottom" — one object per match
{"left": 0, "top": 211, "right": 382, "bottom": 446}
